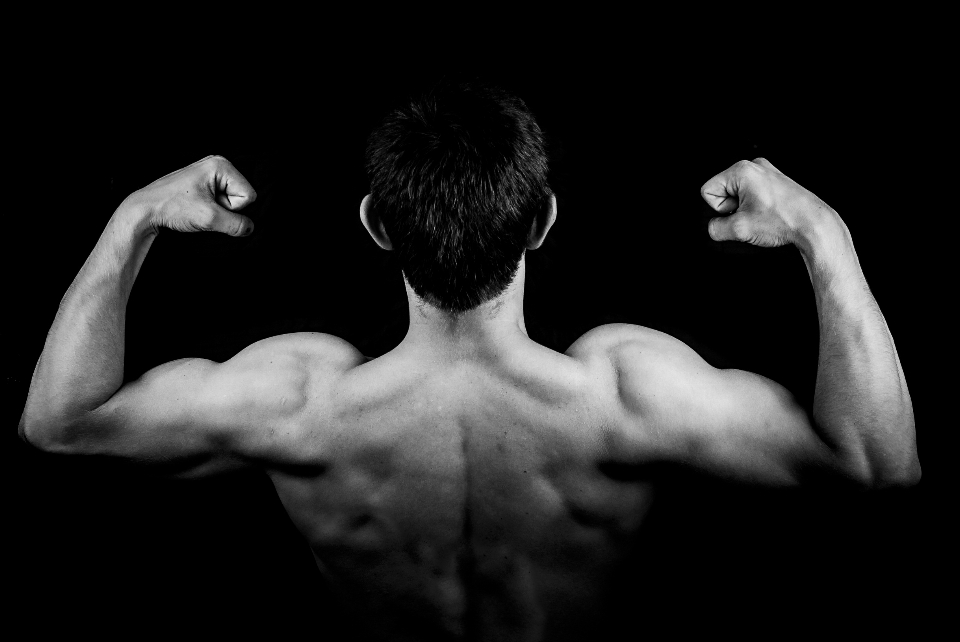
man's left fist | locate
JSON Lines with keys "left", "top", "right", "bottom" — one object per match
{"left": 126, "top": 155, "right": 256, "bottom": 237}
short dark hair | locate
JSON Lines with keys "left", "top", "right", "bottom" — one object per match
{"left": 365, "top": 80, "right": 551, "bottom": 314}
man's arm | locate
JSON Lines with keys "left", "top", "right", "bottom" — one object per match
{"left": 576, "top": 159, "right": 918, "bottom": 488}
{"left": 18, "top": 156, "right": 357, "bottom": 475}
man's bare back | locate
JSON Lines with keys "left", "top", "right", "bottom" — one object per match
{"left": 261, "top": 327, "right": 659, "bottom": 640}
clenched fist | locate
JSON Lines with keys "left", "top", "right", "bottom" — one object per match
{"left": 125, "top": 155, "right": 257, "bottom": 237}
{"left": 701, "top": 158, "right": 834, "bottom": 248}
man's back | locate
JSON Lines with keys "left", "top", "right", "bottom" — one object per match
{"left": 267, "top": 330, "right": 654, "bottom": 641}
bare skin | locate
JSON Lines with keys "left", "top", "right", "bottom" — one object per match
{"left": 20, "top": 156, "right": 919, "bottom": 641}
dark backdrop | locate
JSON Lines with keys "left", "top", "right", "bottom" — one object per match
{"left": 10, "top": 49, "right": 934, "bottom": 638}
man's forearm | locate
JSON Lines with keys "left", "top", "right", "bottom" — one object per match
{"left": 20, "top": 203, "right": 156, "bottom": 442}
{"left": 799, "top": 209, "right": 918, "bottom": 485}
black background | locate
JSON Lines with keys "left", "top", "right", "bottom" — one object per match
{"left": 9, "top": 34, "right": 938, "bottom": 639}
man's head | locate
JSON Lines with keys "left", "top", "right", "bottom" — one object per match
{"left": 362, "top": 80, "right": 554, "bottom": 315}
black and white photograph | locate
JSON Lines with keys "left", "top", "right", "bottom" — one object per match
{"left": 10, "top": 37, "right": 935, "bottom": 640}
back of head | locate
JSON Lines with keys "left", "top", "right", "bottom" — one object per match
{"left": 365, "top": 79, "right": 551, "bottom": 315}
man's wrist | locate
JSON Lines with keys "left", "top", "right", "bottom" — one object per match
{"left": 793, "top": 204, "right": 865, "bottom": 297}
{"left": 114, "top": 194, "right": 159, "bottom": 239}
{"left": 793, "top": 204, "right": 850, "bottom": 258}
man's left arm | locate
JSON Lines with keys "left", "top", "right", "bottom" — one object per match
{"left": 19, "top": 156, "right": 268, "bottom": 472}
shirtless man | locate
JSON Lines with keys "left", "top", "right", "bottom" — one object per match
{"left": 20, "top": 82, "right": 919, "bottom": 641}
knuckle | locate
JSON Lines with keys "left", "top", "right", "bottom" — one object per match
{"left": 201, "top": 155, "right": 225, "bottom": 170}
{"left": 735, "top": 160, "right": 758, "bottom": 177}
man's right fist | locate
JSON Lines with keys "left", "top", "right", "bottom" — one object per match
{"left": 700, "top": 158, "right": 832, "bottom": 248}
{"left": 124, "top": 155, "right": 257, "bottom": 237}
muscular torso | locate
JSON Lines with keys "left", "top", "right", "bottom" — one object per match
{"left": 265, "top": 335, "right": 654, "bottom": 641}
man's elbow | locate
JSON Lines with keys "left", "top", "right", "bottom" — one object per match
{"left": 857, "top": 455, "right": 922, "bottom": 490}
{"left": 874, "top": 458, "right": 922, "bottom": 489}
{"left": 19, "top": 411, "right": 81, "bottom": 454}
{"left": 20, "top": 413, "right": 55, "bottom": 451}
{"left": 832, "top": 416, "right": 921, "bottom": 489}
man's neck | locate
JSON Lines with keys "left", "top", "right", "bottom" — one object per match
{"left": 398, "top": 258, "right": 530, "bottom": 358}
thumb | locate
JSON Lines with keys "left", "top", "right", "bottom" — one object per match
{"left": 708, "top": 212, "right": 752, "bottom": 242}
{"left": 207, "top": 203, "right": 254, "bottom": 237}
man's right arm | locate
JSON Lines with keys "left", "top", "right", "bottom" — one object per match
{"left": 578, "top": 159, "right": 918, "bottom": 488}
{"left": 787, "top": 180, "right": 917, "bottom": 486}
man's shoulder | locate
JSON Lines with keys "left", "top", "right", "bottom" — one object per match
{"left": 231, "top": 332, "right": 368, "bottom": 370}
{"left": 208, "top": 333, "right": 367, "bottom": 413}
{"left": 565, "top": 324, "right": 712, "bottom": 415}
{"left": 201, "top": 333, "right": 366, "bottom": 433}
{"left": 565, "top": 323, "right": 688, "bottom": 363}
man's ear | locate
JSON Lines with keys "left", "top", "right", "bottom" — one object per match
{"left": 527, "top": 194, "right": 557, "bottom": 250}
{"left": 360, "top": 194, "right": 392, "bottom": 250}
